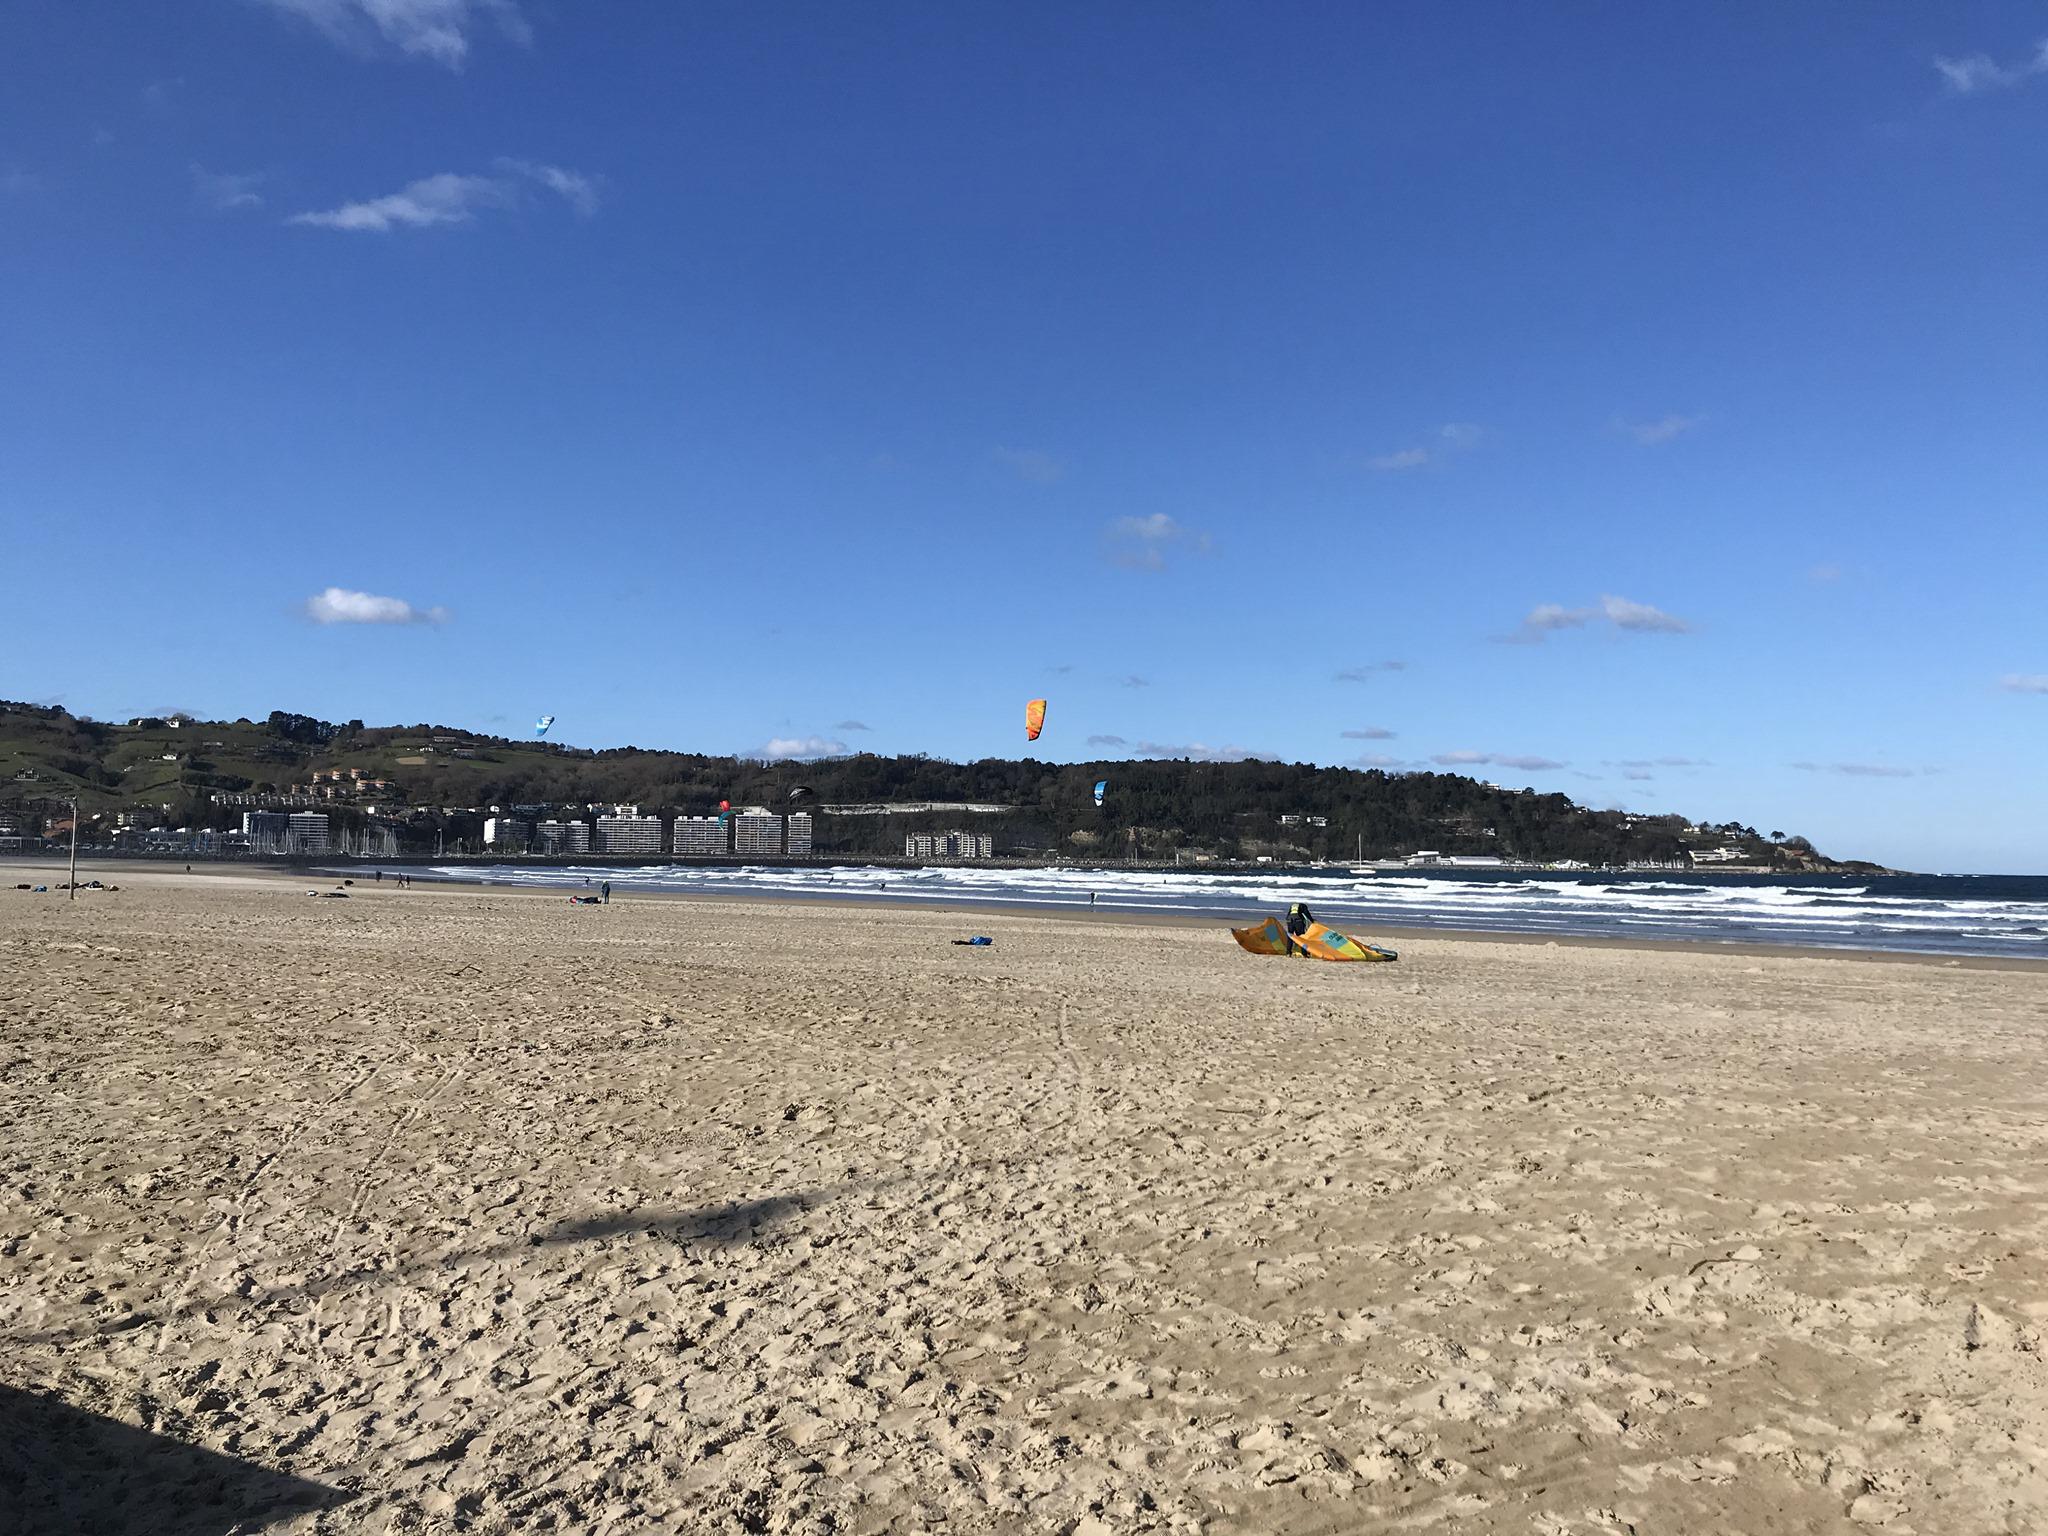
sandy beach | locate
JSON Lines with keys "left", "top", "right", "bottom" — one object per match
{"left": 4, "top": 872, "right": 2045, "bottom": 1534}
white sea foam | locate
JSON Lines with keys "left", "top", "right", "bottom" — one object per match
{"left": 408, "top": 863, "right": 2048, "bottom": 960}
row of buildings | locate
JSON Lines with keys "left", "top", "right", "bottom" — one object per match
{"left": 905, "top": 831, "right": 995, "bottom": 859}
{"left": 482, "top": 806, "right": 814, "bottom": 858}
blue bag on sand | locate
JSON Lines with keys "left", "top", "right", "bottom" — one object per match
{"left": 951, "top": 936, "right": 993, "bottom": 946}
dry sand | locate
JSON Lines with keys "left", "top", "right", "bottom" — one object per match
{"left": 3, "top": 874, "right": 2045, "bottom": 1534}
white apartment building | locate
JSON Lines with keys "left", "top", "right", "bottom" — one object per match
{"left": 786, "top": 812, "right": 813, "bottom": 856}
{"left": 286, "top": 811, "right": 331, "bottom": 854}
{"left": 596, "top": 813, "right": 662, "bottom": 854}
{"left": 733, "top": 812, "right": 783, "bottom": 856}
{"left": 673, "top": 816, "right": 730, "bottom": 856}
{"left": 535, "top": 819, "right": 591, "bottom": 854}
{"left": 905, "top": 831, "right": 994, "bottom": 859}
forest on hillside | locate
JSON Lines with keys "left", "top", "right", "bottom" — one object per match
{"left": 0, "top": 703, "right": 1848, "bottom": 867}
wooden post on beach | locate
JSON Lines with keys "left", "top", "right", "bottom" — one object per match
{"left": 68, "top": 797, "right": 78, "bottom": 902}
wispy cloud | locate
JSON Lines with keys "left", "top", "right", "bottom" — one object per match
{"left": 1120, "top": 675, "right": 1150, "bottom": 688}
{"left": 1790, "top": 761, "right": 1925, "bottom": 778}
{"left": 1333, "top": 661, "right": 1406, "bottom": 684}
{"left": 1350, "top": 753, "right": 1412, "bottom": 769}
{"left": 2000, "top": 674, "right": 2048, "bottom": 694}
{"left": 288, "top": 159, "right": 595, "bottom": 232}
{"left": 1616, "top": 413, "right": 1704, "bottom": 446}
{"left": 755, "top": 735, "right": 849, "bottom": 761}
{"left": 1934, "top": 41, "right": 2048, "bottom": 94}
{"left": 1369, "top": 447, "right": 1430, "bottom": 472}
{"left": 1341, "top": 726, "right": 1396, "bottom": 740}
{"left": 1126, "top": 740, "right": 1263, "bottom": 763}
{"left": 1505, "top": 594, "right": 1691, "bottom": 643}
{"left": 1614, "top": 756, "right": 1710, "bottom": 768}
{"left": 1086, "top": 734, "right": 1127, "bottom": 748}
{"left": 833, "top": 718, "right": 872, "bottom": 732}
{"left": 1622, "top": 769, "right": 1654, "bottom": 781}
{"left": 252, "top": 0, "right": 532, "bottom": 69}
{"left": 496, "top": 158, "right": 598, "bottom": 216}
{"left": 1, "top": 168, "right": 39, "bottom": 196}
{"left": 305, "top": 586, "right": 446, "bottom": 625}
{"left": 1600, "top": 594, "right": 1691, "bottom": 633}
{"left": 1370, "top": 422, "right": 1482, "bottom": 472}
{"left": 1103, "top": 513, "right": 1211, "bottom": 572}
{"left": 1809, "top": 562, "right": 1842, "bottom": 584}
{"left": 992, "top": 445, "right": 1065, "bottom": 484}
{"left": 1431, "top": 750, "right": 1567, "bottom": 771}
{"left": 191, "top": 163, "right": 264, "bottom": 211}
{"left": 141, "top": 77, "right": 184, "bottom": 112}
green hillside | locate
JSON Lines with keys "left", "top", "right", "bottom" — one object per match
{"left": 0, "top": 702, "right": 1872, "bottom": 869}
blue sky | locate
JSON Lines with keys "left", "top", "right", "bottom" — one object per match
{"left": 5, "top": 2, "right": 2046, "bottom": 872}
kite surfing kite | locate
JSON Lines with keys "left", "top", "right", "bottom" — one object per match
{"left": 534, "top": 714, "right": 555, "bottom": 738}
{"left": 1025, "top": 699, "right": 1047, "bottom": 741}
{"left": 1093, "top": 779, "right": 1107, "bottom": 808}
{"left": 788, "top": 785, "right": 814, "bottom": 802}
{"left": 1232, "top": 906, "right": 1398, "bottom": 963}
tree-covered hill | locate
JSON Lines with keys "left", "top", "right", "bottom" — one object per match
{"left": 0, "top": 702, "right": 1873, "bottom": 869}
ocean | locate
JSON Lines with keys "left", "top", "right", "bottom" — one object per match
{"left": 413, "top": 863, "right": 2048, "bottom": 962}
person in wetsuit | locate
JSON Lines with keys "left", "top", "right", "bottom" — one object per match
{"left": 1285, "top": 902, "right": 1315, "bottom": 955}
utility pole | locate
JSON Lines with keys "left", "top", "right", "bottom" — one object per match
{"left": 68, "top": 797, "right": 79, "bottom": 901}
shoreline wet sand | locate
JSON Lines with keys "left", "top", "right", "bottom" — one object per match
{"left": 4, "top": 876, "right": 2046, "bottom": 1532}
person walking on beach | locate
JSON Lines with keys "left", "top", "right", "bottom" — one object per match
{"left": 600, "top": 879, "right": 611, "bottom": 905}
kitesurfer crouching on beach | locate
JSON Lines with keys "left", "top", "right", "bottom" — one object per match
{"left": 1286, "top": 902, "right": 1314, "bottom": 955}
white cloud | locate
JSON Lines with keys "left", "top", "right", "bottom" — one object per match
{"left": 1600, "top": 594, "right": 1691, "bottom": 633}
{"left": 756, "top": 735, "right": 849, "bottom": 761}
{"left": 1351, "top": 753, "right": 1410, "bottom": 769}
{"left": 1333, "top": 662, "right": 1406, "bottom": 683}
{"left": 1506, "top": 594, "right": 1692, "bottom": 643}
{"left": 1617, "top": 413, "right": 1704, "bottom": 446}
{"left": 2000, "top": 674, "right": 2048, "bottom": 694}
{"left": 252, "top": 0, "right": 532, "bottom": 69}
{"left": 1615, "top": 756, "right": 1709, "bottom": 768}
{"left": 191, "top": 164, "right": 264, "bottom": 211}
{"left": 1341, "top": 726, "right": 1396, "bottom": 740}
{"left": 1525, "top": 603, "right": 1593, "bottom": 632}
{"left": 1790, "top": 761, "right": 1923, "bottom": 778}
{"left": 495, "top": 157, "right": 599, "bottom": 217}
{"left": 1127, "top": 740, "right": 1263, "bottom": 763}
{"left": 992, "top": 446, "right": 1066, "bottom": 484}
{"left": 305, "top": 586, "right": 446, "bottom": 624}
{"left": 833, "top": 718, "right": 873, "bottom": 731}
{"left": 1371, "top": 422, "right": 1482, "bottom": 472}
{"left": 1430, "top": 750, "right": 1567, "bottom": 771}
{"left": 1104, "top": 513, "right": 1211, "bottom": 572}
{"left": 288, "top": 160, "right": 594, "bottom": 232}
{"left": 1370, "top": 447, "right": 1430, "bottom": 472}
{"left": 1934, "top": 42, "right": 2048, "bottom": 94}
{"left": 1120, "top": 675, "right": 1150, "bottom": 688}
{"left": 1623, "top": 769, "right": 1654, "bottom": 781}
{"left": 1086, "top": 734, "right": 1127, "bottom": 748}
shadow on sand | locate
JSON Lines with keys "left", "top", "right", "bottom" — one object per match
{"left": 0, "top": 1384, "right": 348, "bottom": 1536}
{"left": 507, "top": 1193, "right": 811, "bottom": 1251}
{"left": 17, "top": 1189, "right": 832, "bottom": 1351}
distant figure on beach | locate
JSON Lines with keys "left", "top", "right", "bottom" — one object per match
{"left": 1090, "top": 891, "right": 1097, "bottom": 906}
{"left": 375, "top": 870, "right": 383, "bottom": 883}
{"left": 600, "top": 880, "right": 611, "bottom": 905}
